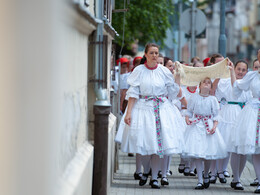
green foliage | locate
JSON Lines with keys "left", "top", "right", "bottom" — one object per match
{"left": 112, "top": 0, "right": 175, "bottom": 47}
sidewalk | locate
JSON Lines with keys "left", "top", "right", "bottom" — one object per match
{"left": 109, "top": 151, "right": 257, "bottom": 195}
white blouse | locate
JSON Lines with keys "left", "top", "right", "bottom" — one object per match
{"left": 126, "top": 64, "right": 180, "bottom": 101}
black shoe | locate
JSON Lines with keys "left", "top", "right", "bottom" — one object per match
{"left": 194, "top": 168, "right": 197, "bottom": 174}
{"left": 218, "top": 173, "right": 227, "bottom": 183}
{"left": 157, "top": 171, "right": 162, "bottom": 178}
{"left": 183, "top": 167, "right": 190, "bottom": 176}
{"left": 166, "top": 170, "right": 172, "bottom": 176}
{"left": 139, "top": 173, "right": 149, "bottom": 186}
{"left": 134, "top": 172, "right": 142, "bottom": 180}
{"left": 223, "top": 170, "right": 230, "bottom": 178}
{"left": 178, "top": 164, "right": 185, "bottom": 173}
{"left": 234, "top": 182, "right": 244, "bottom": 190}
{"left": 251, "top": 178, "right": 259, "bottom": 186}
{"left": 189, "top": 171, "right": 196, "bottom": 176}
{"left": 209, "top": 175, "right": 217, "bottom": 184}
{"left": 203, "top": 175, "right": 210, "bottom": 189}
{"left": 150, "top": 179, "right": 160, "bottom": 189}
{"left": 195, "top": 183, "right": 204, "bottom": 190}
{"left": 128, "top": 153, "right": 134, "bottom": 157}
{"left": 230, "top": 181, "right": 237, "bottom": 188}
{"left": 161, "top": 177, "right": 169, "bottom": 186}
{"left": 255, "top": 185, "right": 260, "bottom": 193}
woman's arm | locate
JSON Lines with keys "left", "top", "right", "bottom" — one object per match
{"left": 124, "top": 97, "right": 136, "bottom": 126}
{"left": 210, "top": 78, "right": 220, "bottom": 95}
{"left": 228, "top": 59, "right": 236, "bottom": 86}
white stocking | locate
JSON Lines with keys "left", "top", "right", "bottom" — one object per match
{"left": 194, "top": 159, "right": 203, "bottom": 184}
{"left": 141, "top": 155, "right": 151, "bottom": 174}
{"left": 252, "top": 154, "right": 260, "bottom": 181}
{"left": 231, "top": 153, "right": 246, "bottom": 182}
{"left": 136, "top": 153, "right": 142, "bottom": 173}
{"left": 160, "top": 156, "right": 168, "bottom": 178}
{"left": 151, "top": 154, "right": 160, "bottom": 180}
{"left": 239, "top": 154, "right": 247, "bottom": 178}
{"left": 223, "top": 152, "right": 230, "bottom": 171}
{"left": 167, "top": 155, "right": 172, "bottom": 171}
{"left": 190, "top": 160, "right": 196, "bottom": 172}
{"left": 210, "top": 160, "right": 217, "bottom": 176}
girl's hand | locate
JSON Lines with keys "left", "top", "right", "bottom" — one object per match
{"left": 185, "top": 116, "right": 191, "bottom": 125}
{"left": 210, "top": 127, "right": 216, "bottom": 134}
{"left": 124, "top": 112, "right": 131, "bottom": 126}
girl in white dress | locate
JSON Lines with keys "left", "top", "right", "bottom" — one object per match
{"left": 118, "top": 43, "right": 185, "bottom": 189}
{"left": 183, "top": 77, "right": 227, "bottom": 190}
{"left": 209, "top": 60, "right": 251, "bottom": 184}
{"left": 179, "top": 85, "right": 199, "bottom": 176}
{"left": 229, "top": 53, "right": 260, "bottom": 193}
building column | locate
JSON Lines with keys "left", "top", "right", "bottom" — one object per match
{"left": 92, "top": 104, "right": 111, "bottom": 195}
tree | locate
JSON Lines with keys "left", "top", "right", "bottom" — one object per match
{"left": 112, "top": 0, "right": 175, "bottom": 49}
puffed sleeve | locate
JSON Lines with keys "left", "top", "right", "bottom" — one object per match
{"left": 211, "top": 96, "right": 220, "bottom": 121}
{"left": 125, "top": 66, "right": 143, "bottom": 100}
{"left": 185, "top": 95, "right": 195, "bottom": 118}
{"left": 161, "top": 66, "right": 180, "bottom": 101}
{"left": 233, "top": 71, "right": 257, "bottom": 98}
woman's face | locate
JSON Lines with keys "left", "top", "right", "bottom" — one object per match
{"left": 165, "top": 60, "right": 175, "bottom": 73}
{"left": 145, "top": 46, "right": 159, "bottom": 64}
{"left": 235, "top": 62, "right": 247, "bottom": 79}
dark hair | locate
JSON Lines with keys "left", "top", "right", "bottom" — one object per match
{"left": 179, "top": 61, "right": 186, "bottom": 64}
{"left": 191, "top": 56, "right": 200, "bottom": 63}
{"left": 144, "top": 43, "right": 159, "bottom": 54}
{"left": 163, "top": 57, "right": 172, "bottom": 66}
{"left": 209, "top": 53, "right": 223, "bottom": 64}
{"left": 234, "top": 59, "right": 248, "bottom": 70}
{"left": 140, "top": 55, "right": 146, "bottom": 64}
{"left": 159, "top": 53, "right": 164, "bottom": 57}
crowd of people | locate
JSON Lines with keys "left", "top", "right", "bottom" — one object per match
{"left": 113, "top": 43, "right": 260, "bottom": 193}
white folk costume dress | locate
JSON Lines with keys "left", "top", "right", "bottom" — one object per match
{"left": 116, "top": 64, "right": 185, "bottom": 156}
{"left": 182, "top": 93, "right": 227, "bottom": 159}
{"left": 216, "top": 78, "right": 252, "bottom": 145}
{"left": 229, "top": 71, "right": 260, "bottom": 154}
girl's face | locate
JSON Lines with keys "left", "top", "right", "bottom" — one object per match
{"left": 145, "top": 47, "right": 159, "bottom": 64}
{"left": 165, "top": 60, "right": 175, "bottom": 73}
{"left": 235, "top": 62, "right": 247, "bottom": 79}
{"left": 199, "top": 78, "right": 212, "bottom": 91}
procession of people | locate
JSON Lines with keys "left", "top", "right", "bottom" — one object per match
{"left": 114, "top": 43, "right": 260, "bottom": 193}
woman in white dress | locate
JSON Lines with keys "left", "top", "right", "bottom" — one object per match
{"left": 119, "top": 43, "right": 185, "bottom": 189}
{"left": 229, "top": 52, "right": 260, "bottom": 193}
{"left": 183, "top": 77, "right": 227, "bottom": 190}
{"left": 210, "top": 60, "right": 251, "bottom": 184}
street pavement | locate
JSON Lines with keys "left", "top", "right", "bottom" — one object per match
{"left": 109, "top": 151, "right": 258, "bottom": 195}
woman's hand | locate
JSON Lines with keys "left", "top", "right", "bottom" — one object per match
{"left": 185, "top": 116, "right": 191, "bottom": 125}
{"left": 227, "top": 58, "right": 234, "bottom": 71}
{"left": 124, "top": 112, "right": 131, "bottom": 126}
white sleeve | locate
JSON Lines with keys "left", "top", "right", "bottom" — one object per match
{"left": 233, "top": 71, "right": 257, "bottom": 98}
